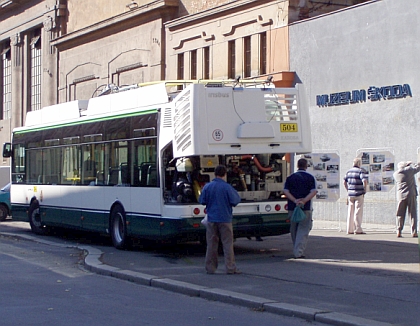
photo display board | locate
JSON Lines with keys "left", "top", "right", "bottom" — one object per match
{"left": 358, "top": 150, "right": 395, "bottom": 192}
{"left": 297, "top": 153, "right": 340, "bottom": 202}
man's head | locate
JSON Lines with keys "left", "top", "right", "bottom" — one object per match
{"left": 353, "top": 158, "right": 362, "bottom": 167}
{"left": 214, "top": 165, "right": 227, "bottom": 177}
{"left": 297, "top": 158, "right": 308, "bottom": 170}
{"left": 397, "top": 161, "right": 411, "bottom": 170}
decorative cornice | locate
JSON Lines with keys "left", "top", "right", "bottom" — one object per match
{"left": 10, "top": 32, "right": 20, "bottom": 46}
{"left": 222, "top": 15, "right": 273, "bottom": 36}
{"left": 51, "top": 0, "right": 178, "bottom": 47}
{"left": 173, "top": 31, "right": 214, "bottom": 50}
{"left": 43, "top": 15, "right": 55, "bottom": 32}
{"left": 165, "top": 0, "right": 276, "bottom": 30}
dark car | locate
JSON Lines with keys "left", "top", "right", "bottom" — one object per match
{"left": 319, "top": 154, "right": 331, "bottom": 162}
{"left": 0, "top": 183, "right": 11, "bottom": 221}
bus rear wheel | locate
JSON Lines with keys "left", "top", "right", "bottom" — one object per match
{"left": 110, "top": 206, "right": 131, "bottom": 250}
{"left": 28, "top": 199, "right": 48, "bottom": 235}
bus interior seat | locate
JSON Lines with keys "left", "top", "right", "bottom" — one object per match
{"left": 83, "top": 160, "right": 96, "bottom": 184}
{"left": 47, "top": 175, "right": 59, "bottom": 185}
{"left": 96, "top": 171, "right": 105, "bottom": 185}
{"left": 133, "top": 165, "right": 140, "bottom": 186}
{"left": 147, "top": 166, "right": 157, "bottom": 186}
{"left": 140, "top": 162, "right": 156, "bottom": 186}
{"left": 120, "top": 163, "right": 128, "bottom": 185}
{"left": 108, "top": 167, "right": 119, "bottom": 186}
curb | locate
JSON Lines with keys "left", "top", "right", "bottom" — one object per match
{"left": 80, "top": 245, "right": 393, "bottom": 326}
{"left": 1, "top": 231, "right": 393, "bottom": 326}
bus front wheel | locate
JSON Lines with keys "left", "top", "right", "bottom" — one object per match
{"left": 0, "top": 204, "right": 8, "bottom": 221}
{"left": 110, "top": 206, "right": 131, "bottom": 250}
{"left": 28, "top": 199, "right": 48, "bottom": 235}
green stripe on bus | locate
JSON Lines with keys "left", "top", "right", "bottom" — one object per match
{"left": 14, "top": 109, "right": 158, "bottom": 134}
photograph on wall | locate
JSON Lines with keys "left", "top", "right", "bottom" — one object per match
{"left": 298, "top": 153, "right": 340, "bottom": 202}
{"left": 357, "top": 150, "right": 394, "bottom": 192}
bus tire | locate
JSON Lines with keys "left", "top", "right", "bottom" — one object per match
{"left": 110, "top": 205, "right": 131, "bottom": 250}
{"left": 0, "top": 204, "right": 8, "bottom": 221}
{"left": 28, "top": 199, "right": 48, "bottom": 235}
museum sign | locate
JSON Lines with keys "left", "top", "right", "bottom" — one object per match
{"left": 316, "top": 84, "right": 412, "bottom": 107}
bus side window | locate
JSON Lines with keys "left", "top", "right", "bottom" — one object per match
{"left": 132, "top": 165, "right": 140, "bottom": 186}
{"left": 82, "top": 159, "right": 96, "bottom": 185}
{"left": 139, "top": 162, "right": 156, "bottom": 187}
{"left": 147, "top": 166, "right": 157, "bottom": 186}
{"left": 108, "top": 167, "right": 119, "bottom": 186}
{"left": 120, "top": 163, "right": 129, "bottom": 185}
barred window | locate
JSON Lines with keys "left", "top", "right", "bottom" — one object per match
{"left": 1, "top": 46, "right": 11, "bottom": 120}
{"left": 190, "top": 49, "right": 197, "bottom": 80}
{"left": 228, "top": 40, "right": 235, "bottom": 79}
{"left": 177, "top": 53, "right": 184, "bottom": 90}
{"left": 260, "top": 32, "right": 267, "bottom": 75}
{"left": 203, "top": 46, "right": 210, "bottom": 79}
{"left": 244, "top": 36, "right": 251, "bottom": 78}
{"left": 177, "top": 53, "right": 184, "bottom": 80}
{"left": 30, "top": 30, "right": 42, "bottom": 111}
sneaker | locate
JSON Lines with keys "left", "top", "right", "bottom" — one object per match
{"left": 413, "top": 233, "right": 418, "bottom": 238}
{"left": 397, "top": 231, "right": 402, "bottom": 238}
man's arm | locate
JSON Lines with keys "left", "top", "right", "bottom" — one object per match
{"left": 302, "top": 189, "right": 317, "bottom": 205}
{"left": 283, "top": 189, "right": 298, "bottom": 204}
{"left": 343, "top": 179, "right": 348, "bottom": 191}
{"left": 198, "top": 187, "right": 207, "bottom": 205}
{"left": 284, "top": 188, "right": 316, "bottom": 206}
{"left": 362, "top": 179, "right": 368, "bottom": 191}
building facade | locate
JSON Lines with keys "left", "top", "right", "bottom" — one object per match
{"left": 1, "top": 0, "right": 389, "bottom": 227}
{"left": 0, "top": 0, "right": 67, "bottom": 166}
{"left": 290, "top": 0, "right": 418, "bottom": 228}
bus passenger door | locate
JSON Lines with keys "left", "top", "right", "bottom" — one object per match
{"left": 80, "top": 141, "right": 106, "bottom": 232}
{"left": 128, "top": 135, "right": 161, "bottom": 238}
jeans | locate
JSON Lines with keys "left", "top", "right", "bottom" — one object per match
{"left": 289, "top": 210, "right": 313, "bottom": 258}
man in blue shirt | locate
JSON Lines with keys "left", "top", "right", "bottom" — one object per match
{"left": 199, "top": 165, "right": 241, "bottom": 274}
{"left": 284, "top": 158, "right": 317, "bottom": 259}
{"left": 343, "top": 158, "right": 368, "bottom": 234}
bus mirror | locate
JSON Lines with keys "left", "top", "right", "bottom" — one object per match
{"left": 2, "top": 143, "right": 11, "bottom": 158}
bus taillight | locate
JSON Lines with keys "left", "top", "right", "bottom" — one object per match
{"left": 275, "top": 204, "right": 281, "bottom": 211}
{"left": 193, "top": 208, "right": 200, "bottom": 215}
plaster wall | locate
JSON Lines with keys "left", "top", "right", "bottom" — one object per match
{"left": 289, "top": 0, "right": 420, "bottom": 228}
{"left": 180, "top": 0, "right": 234, "bottom": 15}
{"left": 0, "top": 0, "right": 60, "bottom": 164}
{"left": 0, "top": 0, "right": 48, "bottom": 41}
{"left": 57, "top": 19, "right": 163, "bottom": 101}
{"left": 66, "top": 0, "right": 153, "bottom": 32}
{"left": 166, "top": 1, "right": 289, "bottom": 80}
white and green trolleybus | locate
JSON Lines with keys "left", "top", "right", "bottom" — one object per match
{"left": 3, "top": 79, "right": 312, "bottom": 249}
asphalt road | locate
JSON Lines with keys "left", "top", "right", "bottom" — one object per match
{"left": 0, "top": 231, "right": 327, "bottom": 326}
{"left": 1, "top": 219, "right": 419, "bottom": 326}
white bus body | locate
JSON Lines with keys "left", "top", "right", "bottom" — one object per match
{"left": 4, "top": 80, "right": 311, "bottom": 248}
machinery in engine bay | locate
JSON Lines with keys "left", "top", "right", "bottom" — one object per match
{"left": 158, "top": 80, "right": 310, "bottom": 205}
{"left": 163, "top": 150, "right": 288, "bottom": 204}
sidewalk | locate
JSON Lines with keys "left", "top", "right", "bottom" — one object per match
{"left": 2, "top": 221, "right": 419, "bottom": 326}
{"left": 92, "top": 222, "right": 420, "bottom": 326}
